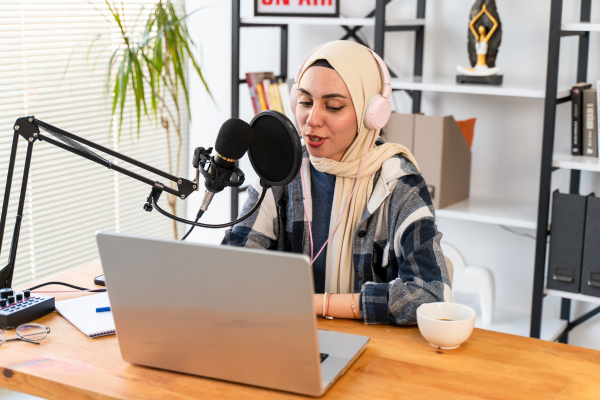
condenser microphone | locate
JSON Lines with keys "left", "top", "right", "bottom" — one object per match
{"left": 197, "top": 111, "right": 301, "bottom": 217}
{"left": 214, "top": 118, "right": 254, "bottom": 170}
{"left": 181, "top": 110, "right": 301, "bottom": 240}
{"left": 200, "top": 118, "right": 253, "bottom": 211}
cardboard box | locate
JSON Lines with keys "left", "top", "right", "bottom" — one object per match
{"left": 383, "top": 113, "right": 471, "bottom": 209}
{"left": 383, "top": 112, "right": 414, "bottom": 151}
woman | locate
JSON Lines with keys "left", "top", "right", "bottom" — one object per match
{"left": 223, "top": 40, "right": 451, "bottom": 325}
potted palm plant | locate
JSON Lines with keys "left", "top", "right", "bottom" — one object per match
{"left": 82, "top": 0, "right": 212, "bottom": 238}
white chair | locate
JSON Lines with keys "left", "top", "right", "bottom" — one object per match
{"left": 441, "top": 242, "right": 495, "bottom": 325}
{"left": 444, "top": 255, "right": 454, "bottom": 287}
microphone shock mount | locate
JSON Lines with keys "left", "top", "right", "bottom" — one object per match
{"left": 194, "top": 147, "right": 246, "bottom": 194}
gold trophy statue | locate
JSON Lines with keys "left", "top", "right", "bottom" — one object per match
{"left": 457, "top": 0, "right": 503, "bottom": 85}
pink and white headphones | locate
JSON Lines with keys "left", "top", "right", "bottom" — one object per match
{"left": 289, "top": 43, "right": 393, "bottom": 130}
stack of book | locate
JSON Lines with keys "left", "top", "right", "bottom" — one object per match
{"left": 571, "top": 81, "right": 600, "bottom": 157}
{"left": 246, "top": 72, "right": 295, "bottom": 123}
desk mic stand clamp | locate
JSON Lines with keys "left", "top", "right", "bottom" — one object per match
{"left": 143, "top": 183, "right": 165, "bottom": 213}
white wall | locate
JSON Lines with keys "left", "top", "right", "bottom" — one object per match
{"left": 185, "top": 0, "right": 600, "bottom": 349}
{"left": 184, "top": 0, "right": 233, "bottom": 243}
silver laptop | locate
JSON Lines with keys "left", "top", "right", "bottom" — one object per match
{"left": 96, "top": 231, "right": 369, "bottom": 397}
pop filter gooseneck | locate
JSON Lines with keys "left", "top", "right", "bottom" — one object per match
{"left": 156, "top": 111, "right": 302, "bottom": 231}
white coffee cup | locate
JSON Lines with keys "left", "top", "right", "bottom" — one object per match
{"left": 416, "top": 302, "right": 476, "bottom": 350}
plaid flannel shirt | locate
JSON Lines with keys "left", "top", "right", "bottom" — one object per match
{"left": 222, "top": 145, "right": 451, "bottom": 325}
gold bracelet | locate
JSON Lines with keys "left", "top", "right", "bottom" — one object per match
{"left": 351, "top": 293, "right": 357, "bottom": 319}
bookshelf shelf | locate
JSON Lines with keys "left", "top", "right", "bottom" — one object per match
{"left": 390, "top": 76, "right": 571, "bottom": 99}
{"left": 545, "top": 289, "right": 600, "bottom": 306}
{"left": 552, "top": 154, "right": 600, "bottom": 172}
{"left": 561, "top": 22, "right": 600, "bottom": 32}
{"left": 436, "top": 197, "right": 537, "bottom": 230}
{"left": 455, "top": 297, "right": 567, "bottom": 342}
{"left": 241, "top": 16, "right": 425, "bottom": 27}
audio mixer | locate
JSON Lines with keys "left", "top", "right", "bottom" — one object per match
{"left": 0, "top": 288, "right": 55, "bottom": 328}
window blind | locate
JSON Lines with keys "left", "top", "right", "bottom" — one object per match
{"left": 0, "top": 0, "right": 188, "bottom": 287}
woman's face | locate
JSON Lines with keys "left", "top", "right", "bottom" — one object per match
{"left": 296, "top": 66, "right": 358, "bottom": 162}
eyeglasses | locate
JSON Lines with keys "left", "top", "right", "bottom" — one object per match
{"left": 0, "top": 323, "right": 50, "bottom": 345}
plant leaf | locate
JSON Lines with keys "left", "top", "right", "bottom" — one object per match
{"left": 106, "top": 47, "right": 120, "bottom": 89}
{"left": 112, "top": 57, "right": 124, "bottom": 116}
{"left": 86, "top": 0, "right": 216, "bottom": 141}
{"left": 118, "top": 52, "right": 132, "bottom": 137}
{"left": 106, "top": 1, "right": 126, "bottom": 38}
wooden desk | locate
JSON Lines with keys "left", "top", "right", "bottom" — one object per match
{"left": 0, "top": 261, "right": 599, "bottom": 399}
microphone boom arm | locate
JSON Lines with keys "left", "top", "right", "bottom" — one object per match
{"left": 32, "top": 118, "right": 197, "bottom": 198}
{"left": 0, "top": 116, "right": 257, "bottom": 289}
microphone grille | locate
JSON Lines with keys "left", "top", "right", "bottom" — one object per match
{"left": 215, "top": 118, "right": 254, "bottom": 160}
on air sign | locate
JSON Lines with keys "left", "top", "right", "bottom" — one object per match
{"left": 255, "top": 0, "right": 339, "bottom": 17}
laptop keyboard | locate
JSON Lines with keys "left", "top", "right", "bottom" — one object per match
{"left": 320, "top": 353, "right": 329, "bottom": 363}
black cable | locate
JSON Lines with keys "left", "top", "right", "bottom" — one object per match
{"left": 25, "top": 189, "right": 266, "bottom": 294}
{"left": 181, "top": 209, "right": 205, "bottom": 241}
{"left": 152, "top": 186, "right": 267, "bottom": 229}
{"left": 26, "top": 281, "right": 106, "bottom": 292}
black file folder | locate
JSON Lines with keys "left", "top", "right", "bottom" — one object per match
{"left": 547, "top": 191, "right": 588, "bottom": 293}
{"left": 581, "top": 196, "right": 600, "bottom": 297}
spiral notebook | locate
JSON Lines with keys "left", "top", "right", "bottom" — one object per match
{"left": 55, "top": 292, "right": 115, "bottom": 338}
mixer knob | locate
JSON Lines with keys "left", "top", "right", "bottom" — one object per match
{"left": 16, "top": 293, "right": 23, "bottom": 302}
{"left": 23, "top": 290, "right": 31, "bottom": 299}
{"left": 7, "top": 295, "right": 15, "bottom": 304}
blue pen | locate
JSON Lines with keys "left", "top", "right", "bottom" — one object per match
{"left": 96, "top": 307, "right": 111, "bottom": 313}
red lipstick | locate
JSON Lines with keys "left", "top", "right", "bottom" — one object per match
{"left": 306, "top": 134, "right": 326, "bottom": 148}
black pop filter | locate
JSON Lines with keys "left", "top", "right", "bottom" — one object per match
{"left": 248, "top": 110, "right": 302, "bottom": 187}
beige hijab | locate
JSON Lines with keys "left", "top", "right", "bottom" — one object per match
{"left": 298, "top": 40, "right": 419, "bottom": 294}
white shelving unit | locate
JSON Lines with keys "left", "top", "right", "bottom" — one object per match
{"left": 388, "top": 78, "right": 568, "bottom": 231}
{"left": 545, "top": 289, "right": 600, "bottom": 306}
{"left": 394, "top": 70, "right": 566, "bottom": 339}
{"left": 553, "top": 153, "right": 600, "bottom": 172}
{"left": 391, "top": 76, "right": 571, "bottom": 99}
{"left": 437, "top": 197, "right": 537, "bottom": 230}
{"left": 236, "top": 1, "right": 576, "bottom": 343}
{"left": 240, "top": 12, "right": 555, "bottom": 235}
{"left": 241, "top": 16, "right": 425, "bottom": 26}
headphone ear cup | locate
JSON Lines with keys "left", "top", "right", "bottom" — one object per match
{"left": 289, "top": 84, "right": 298, "bottom": 115}
{"left": 364, "top": 95, "right": 392, "bottom": 130}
